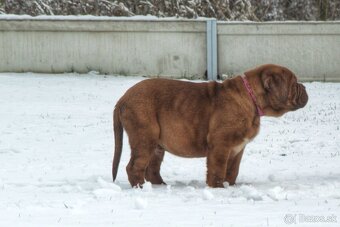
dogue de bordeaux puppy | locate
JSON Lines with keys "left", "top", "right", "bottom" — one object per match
{"left": 112, "top": 64, "right": 308, "bottom": 188}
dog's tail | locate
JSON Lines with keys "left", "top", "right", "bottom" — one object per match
{"left": 112, "top": 106, "right": 123, "bottom": 182}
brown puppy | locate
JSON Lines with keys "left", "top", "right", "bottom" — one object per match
{"left": 112, "top": 64, "right": 308, "bottom": 188}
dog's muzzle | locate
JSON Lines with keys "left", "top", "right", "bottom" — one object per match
{"left": 295, "top": 83, "right": 308, "bottom": 109}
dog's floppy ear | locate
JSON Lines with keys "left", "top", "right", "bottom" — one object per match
{"left": 261, "top": 70, "right": 282, "bottom": 92}
{"left": 261, "top": 70, "right": 273, "bottom": 92}
{"left": 262, "top": 74, "right": 272, "bottom": 91}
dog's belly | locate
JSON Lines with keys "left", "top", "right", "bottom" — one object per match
{"left": 157, "top": 111, "right": 210, "bottom": 158}
{"left": 162, "top": 143, "right": 208, "bottom": 158}
{"left": 159, "top": 133, "right": 208, "bottom": 158}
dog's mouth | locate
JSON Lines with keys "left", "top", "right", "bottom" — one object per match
{"left": 293, "top": 83, "right": 308, "bottom": 110}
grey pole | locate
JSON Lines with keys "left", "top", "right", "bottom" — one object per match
{"left": 206, "top": 19, "right": 218, "bottom": 81}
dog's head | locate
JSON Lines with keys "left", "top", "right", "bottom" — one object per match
{"left": 260, "top": 64, "right": 308, "bottom": 117}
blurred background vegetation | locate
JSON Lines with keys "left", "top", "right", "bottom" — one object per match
{"left": 0, "top": 0, "right": 339, "bottom": 21}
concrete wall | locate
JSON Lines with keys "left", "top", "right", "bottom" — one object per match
{"left": 218, "top": 22, "right": 340, "bottom": 82}
{"left": 1, "top": 18, "right": 340, "bottom": 81}
{"left": 0, "top": 19, "right": 207, "bottom": 79}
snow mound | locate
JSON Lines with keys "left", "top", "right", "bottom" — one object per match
{"left": 202, "top": 188, "right": 214, "bottom": 200}
{"left": 134, "top": 197, "right": 148, "bottom": 210}
{"left": 239, "top": 185, "right": 263, "bottom": 201}
{"left": 266, "top": 186, "right": 287, "bottom": 201}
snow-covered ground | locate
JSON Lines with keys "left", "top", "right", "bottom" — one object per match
{"left": 0, "top": 73, "right": 339, "bottom": 227}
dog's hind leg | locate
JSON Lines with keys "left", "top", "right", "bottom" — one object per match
{"left": 145, "top": 145, "right": 166, "bottom": 185}
{"left": 120, "top": 104, "right": 161, "bottom": 187}
{"left": 126, "top": 136, "right": 159, "bottom": 187}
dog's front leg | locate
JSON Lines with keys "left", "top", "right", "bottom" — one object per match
{"left": 225, "top": 148, "right": 244, "bottom": 185}
{"left": 206, "top": 146, "right": 231, "bottom": 188}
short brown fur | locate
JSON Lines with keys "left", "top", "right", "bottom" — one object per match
{"left": 112, "top": 64, "right": 308, "bottom": 188}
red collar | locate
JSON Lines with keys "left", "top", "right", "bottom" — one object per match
{"left": 241, "top": 75, "right": 264, "bottom": 117}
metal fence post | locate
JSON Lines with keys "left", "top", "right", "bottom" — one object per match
{"left": 206, "top": 19, "right": 217, "bottom": 81}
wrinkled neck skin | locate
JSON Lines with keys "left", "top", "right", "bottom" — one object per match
{"left": 243, "top": 70, "right": 288, "bottom": 118}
